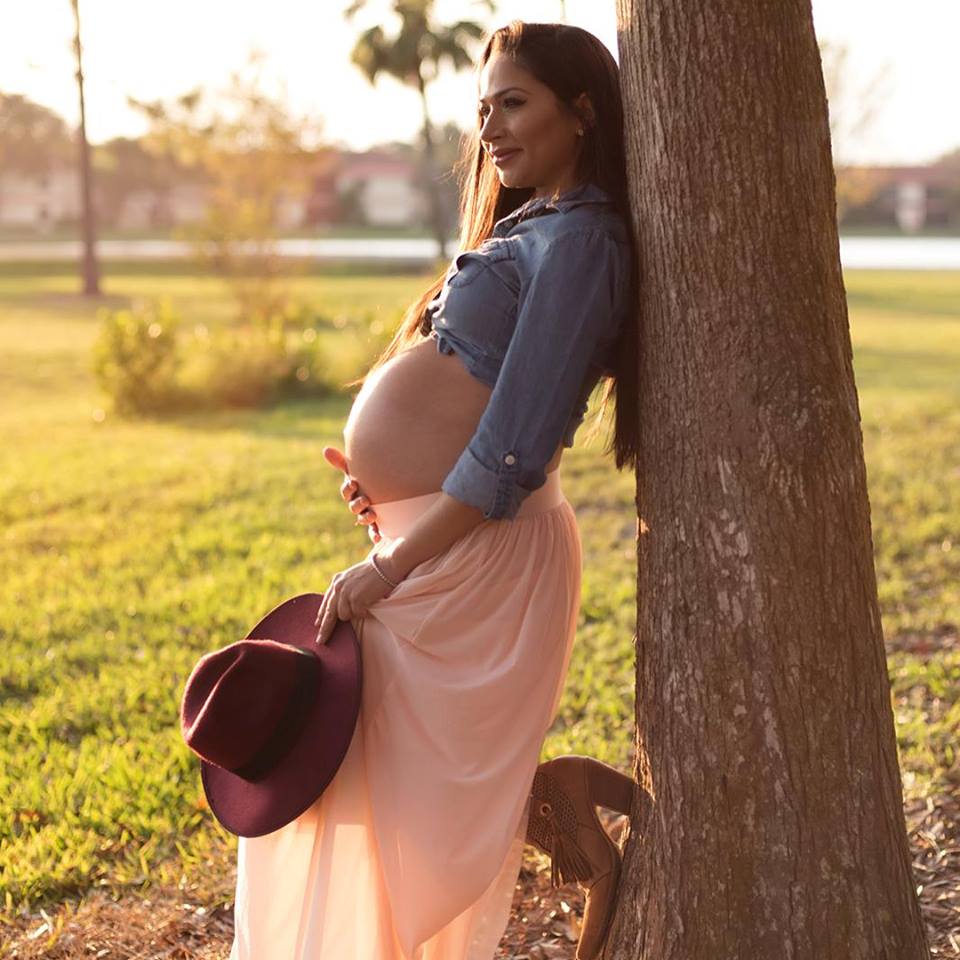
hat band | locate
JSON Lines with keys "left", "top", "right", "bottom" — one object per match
{"left": 231, "top": 649, "right": 321, "bottom": 782}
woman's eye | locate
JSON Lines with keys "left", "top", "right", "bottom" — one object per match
{"left": 479, "top": 98, "right": 524, "bottom": 119}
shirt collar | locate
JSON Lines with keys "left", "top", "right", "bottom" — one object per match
{"left": 492, "top": 181, "right": 613, "bottom": 237}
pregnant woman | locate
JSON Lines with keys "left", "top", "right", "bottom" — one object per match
{"left": 229, "top": 19, "right": 642, "bottom": 960}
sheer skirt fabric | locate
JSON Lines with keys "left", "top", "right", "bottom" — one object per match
{"left": 229, "top": 468, "right": 582, "bottom": 959}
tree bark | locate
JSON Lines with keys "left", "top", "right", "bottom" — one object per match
{"left": 71, "top": 0, "right": 100, "bottom": 297}
{"left": 611, "top": 1, "right": 931, "bottom": 957}
{"left": 417, "top": 72, "right": 449, "bottom": 262}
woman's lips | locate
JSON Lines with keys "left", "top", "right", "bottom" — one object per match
{"left": 493, "top": 149, "right": 521, "bottom": 166}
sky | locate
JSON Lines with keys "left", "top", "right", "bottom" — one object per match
{"left": 0, "top": 0, "right": 955, "bottom": 166}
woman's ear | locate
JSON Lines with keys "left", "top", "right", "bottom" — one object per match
{"left": 573, "top": 91, "right": 596, "bottom": 131}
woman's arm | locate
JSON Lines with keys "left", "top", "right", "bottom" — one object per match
{"left": 322, "top": 445, "right": 486, "bottom": 579}
{"left": 376, "top": 227, "right": 628, "bottom": 577}
{"left": 375, "top": 493, "right": 486, "bottom": 582}
{"left": 440, "top": 227, "right": 627, "bottom": 520}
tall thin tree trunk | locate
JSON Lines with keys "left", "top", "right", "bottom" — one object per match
{"left": 70, "top": 0, "right": 100, "bottom": 296}
{"left": 417, "top": 73, "right": 449, "bottom": 262}
{"left": 610, "top": 1, "right": 930, "bottom": 957}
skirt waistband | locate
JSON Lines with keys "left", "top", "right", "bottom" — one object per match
{"left": 373, "top": 468, "right": 564, "bottom": 539}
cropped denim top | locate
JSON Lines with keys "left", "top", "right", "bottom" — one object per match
{"left": 426, "top": 180, "right": 632, "bottom": 520}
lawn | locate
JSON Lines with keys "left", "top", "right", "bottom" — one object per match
{"left": 0, "top": 264, "right": 957, "bottom": 943}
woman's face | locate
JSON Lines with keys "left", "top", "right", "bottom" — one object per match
{"left": 477, "top": 53, "right": 589, "bottom": 199}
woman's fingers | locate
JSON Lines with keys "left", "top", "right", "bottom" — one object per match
{"left": 340, "top": 475, "right": 358, "bottom": 501}
{"left": 348, "top": 494, "right": 378, "bottom": 523}
{"left": 324, "top": 446, "right": 349, "bottom": 474}
{"left": 316, "top": 584, "right": 347, "bottom": 644}
{"left": 337, "top": 472, "right": 379, "bottom": 537}
{"left": 341, "top": 476, "right": 376, "bottom": 516}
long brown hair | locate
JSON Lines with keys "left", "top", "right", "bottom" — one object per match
{"left": 345, "top": 19, "right": 640, "bottom": 475}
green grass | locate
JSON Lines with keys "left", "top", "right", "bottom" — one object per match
{"left": 0, "top": 265, "right": 958, "bottom": 917}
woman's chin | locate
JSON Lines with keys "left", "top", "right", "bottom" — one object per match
{"left": 498, "top": 171, "right": 529, "bottom": 190}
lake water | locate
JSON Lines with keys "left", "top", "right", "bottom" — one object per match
{"left": 839, "top": 237, "right": 960, "bottom": 270}
{"left": 1, "top": 235, "right": 960, "bottom": 269}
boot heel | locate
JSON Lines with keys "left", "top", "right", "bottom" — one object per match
{"left": 582, "top": 757, "right": 635, "bottom": 816}
{"left": 576, "top": 849, "right": 622, "bottom": 960}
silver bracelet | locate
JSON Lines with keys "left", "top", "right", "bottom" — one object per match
{"left": 370, "top": 552, "right": 400, "bottom": 589}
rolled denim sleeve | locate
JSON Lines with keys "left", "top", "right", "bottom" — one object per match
{"left": 441, "top": 227, "right": 624, "bottom": 519}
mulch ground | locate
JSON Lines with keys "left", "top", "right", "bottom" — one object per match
{"left": 2, "top": 798, "right": 957, "bottom": 959}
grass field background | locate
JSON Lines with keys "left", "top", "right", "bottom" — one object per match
{"left": 0, "top": 264, "right": 957, "bottom": 922}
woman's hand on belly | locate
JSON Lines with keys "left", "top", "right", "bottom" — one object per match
{"left": 324, "top": 445, "right": 381, "bottom": 543}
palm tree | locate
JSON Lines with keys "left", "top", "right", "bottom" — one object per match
{"left": 70, "top": 0, "right": 100, "bottom": 296}
{"left": 344, "top": 0, "right": 495, "bottom": 261}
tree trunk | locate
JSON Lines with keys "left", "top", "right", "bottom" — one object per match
{"left": 71, "top": 0, "right": 100, "bottom": 297}
{"left": 416, "top": 73, "right": 449, "bottom": 262}
{"left": 610, "top": 1, "right": 931, "bottom": 957}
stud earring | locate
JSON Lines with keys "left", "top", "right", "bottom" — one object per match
{"left": 577, "top": 128, "right": 584, "bottom": 136}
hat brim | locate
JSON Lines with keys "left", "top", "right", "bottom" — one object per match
{"left": 200, "top": 592, "right": 362, "bottom": 838}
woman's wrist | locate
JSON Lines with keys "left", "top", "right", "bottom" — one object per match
{"left": 373, "top": 538, "right": 410, "bottom": 584}
{"left": 368, "top": 494, "right": 484, "bottom": 587}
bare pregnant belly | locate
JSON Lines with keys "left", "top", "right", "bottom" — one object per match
{"left": 343, "top": 337, "right": 562, "bottom": 504}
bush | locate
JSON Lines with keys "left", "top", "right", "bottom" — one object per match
{"left": 91, "top": 299, "right": 185, "bottom": 415}
{"left": 186, "top": 316, "right": 292, "bottom": 409}
{"left": 91, "top": 299, "right": 383, "bottom": 417}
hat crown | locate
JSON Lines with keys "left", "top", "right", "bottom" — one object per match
{"left": 180, "top": 639, "right": 322, "bottom": 780}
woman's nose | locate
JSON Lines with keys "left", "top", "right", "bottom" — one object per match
{"left": 479, "top": 112, "right": 502, "bottom": 143}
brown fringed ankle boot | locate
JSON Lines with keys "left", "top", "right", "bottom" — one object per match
{"left": 525, "top": 755, "right": 646, "bottom": 960}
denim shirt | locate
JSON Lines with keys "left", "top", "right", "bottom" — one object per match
{"left": 426, "top": 180, "right": 632, "bottom": 520}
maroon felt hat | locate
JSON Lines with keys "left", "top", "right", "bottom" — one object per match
{"left": 179, "top": 592, "right": 362, "bottom": 838}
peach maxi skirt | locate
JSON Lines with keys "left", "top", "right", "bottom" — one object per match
{"left": 229, "top": 468, "right": 582, "bottom": 960}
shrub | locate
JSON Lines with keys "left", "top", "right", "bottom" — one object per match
{"left": 184, "top": 315, "right": 294, "bottom": 409}
{"left": 91, "top": 299, "right": 185, "bottom": 415}
{"left": 92, "top": 298, "right": 389, "bottom": 417}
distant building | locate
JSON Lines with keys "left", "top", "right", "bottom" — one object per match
{"left": 162, "top": 183, "right": 208, "bottom": 226}
{"left": 301, "top": 150, "right": 341, "bottom": 226}
{"left": 840, "top": 164, "right": 956, "bottom": 232}
{"left": 115, "top": 183, "right": 208, "bottom": 230}
{"left": 326, "top": 148, "right": 428, "bottom": 227}
{"left": 0, "top": 146, "right": 443, "bottom": 232}
{"left": 111, "top": 147, "right": 429, "bottom": 231}
{"left": 0, "top": 169, "right": 81, "bottom": 229}
{"left": 115, "top": 189, "right": 160, "bottom": 230}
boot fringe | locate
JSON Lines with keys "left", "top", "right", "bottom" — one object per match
{"left": 547, "top": 819, "right": 594, "bottom": 887}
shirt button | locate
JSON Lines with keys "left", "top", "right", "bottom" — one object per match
{"left": 503, "top": 453, "right": 516, "bottom": 465}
